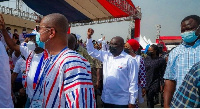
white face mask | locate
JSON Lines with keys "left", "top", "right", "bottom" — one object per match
{"left": 26, "top": 41, "right": 36, "bottom": 51}
{"left": 22, "top": 31, "right": 26, "bottom": 34}
{"left": 14, "top": 31, "right": 18, "bottom": 34}
{"left": 8, "top": 30, "right": 11, "bottom": 33}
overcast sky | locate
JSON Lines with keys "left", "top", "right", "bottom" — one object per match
{"left": 72, "top": 0, "right": 200, "bottom": 42}
{"left": 1, "top": 0, "right": 200, "bottom": 42}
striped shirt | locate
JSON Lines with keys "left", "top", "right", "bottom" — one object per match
{"left": 31, "top": 47, "right": 95, "bottom": 108}
{"left": 164, "top": 40, "right": 200, "bottom": 93}
{"left": 170, "top": 61, "right": 200, "bottom": 108}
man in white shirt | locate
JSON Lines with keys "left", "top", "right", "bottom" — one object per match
{"left": 19, "top": 27, "right": 27, "bottom": 43}
{"left": 0, "top": 15, "right": 44, "bottom": 107}
{"left": 0, "top": 41, "right": 14, "bottom": 108}
{"left": 86, "top": 28, "right": 138, "bottom": 108}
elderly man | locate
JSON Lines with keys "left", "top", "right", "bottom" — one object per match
{"left": 164, "top": 15, "right": 200, "bottom": 108}
{"left": 33, "top": 13, "right": 95, "bottom": 108}
{"left": 86, "top": 28, "right": 138, "bottom": 108}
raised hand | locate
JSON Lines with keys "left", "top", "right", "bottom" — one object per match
{"left": 0, "top": 14, "right": 5, "bottom": 30}
{"left": 87, "top": 28, "right": 94, "bottom": 39}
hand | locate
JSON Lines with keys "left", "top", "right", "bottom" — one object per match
{"left": 0, "top": 14, "right": 5, "bottom": 30}
{"left": 160, "top": 85, "right": 164, "bottom": 92}
{"left": 142, "top": 88, "right": 146, "bottom": 97}
{"left": 87, "top": 28, "right": 94, "bottom": 39}
{"left": 103, "top": 36, "right": 105, "bottom": 40}
{"left": 128, "top": 104, "right": 136, "bottom": 108}
{"left": 11, "top": 91, "right": 15, "bottom": 102}
{"left": 95, "top": 81, "right": 100, "bottom": 89}
{"left": 19, "top": 88, "right": 26, "bottom": 96}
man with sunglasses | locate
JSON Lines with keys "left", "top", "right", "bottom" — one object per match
{"left": 31, "top": 13, "right": 95, "bottom": 108}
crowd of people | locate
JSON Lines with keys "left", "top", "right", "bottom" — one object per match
{"left": 0, "top": 13, "right": 199, "bottom": 108}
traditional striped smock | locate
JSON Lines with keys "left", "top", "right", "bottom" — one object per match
{"left": 31, "top": 47, "right": 96, "bottom": 108}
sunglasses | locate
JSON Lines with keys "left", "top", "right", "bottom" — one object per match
{"left": 36, "top": 25, "right": 52, "bottom": 32}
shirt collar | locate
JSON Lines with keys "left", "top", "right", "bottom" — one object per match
{"left": 182, "top": 39, "right": 200, "bottom": 48}
{"left": 108, "top": 50, "right": 126, "bottom": 58}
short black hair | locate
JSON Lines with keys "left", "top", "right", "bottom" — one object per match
{"left": 70, "top": 33, "right": 77, "bottom": 42}
{"left": 181, "top": 15, "right": 200, "bottom": 25}
{"left": 151, "top": 44, "right": 159, "bottom": 56}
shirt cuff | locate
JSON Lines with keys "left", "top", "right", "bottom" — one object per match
{"left": 129, "top": 95, "right": 137, "bottom": 104}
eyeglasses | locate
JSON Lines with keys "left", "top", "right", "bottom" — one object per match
{"left": 36, "top": 25, "right": 52, "bottom": 32}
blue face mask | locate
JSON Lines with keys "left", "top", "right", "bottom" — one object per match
{"left": 36, "top": 33, "right": 44, "bottom": 48}
{"left": 181, "top": 31, "right": 198, "bottom": 43}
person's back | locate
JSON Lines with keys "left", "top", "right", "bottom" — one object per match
{"left": 0, "top": 41, "right": 14, "bottom": 108}
{"left": 34, "top": 48, "right": 95, "bottom": 108}
{"left": 170, "top": 61, "right": 200, "bottom": 108}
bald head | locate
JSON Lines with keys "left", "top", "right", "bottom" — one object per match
{"left": 41, "top": 13, "right": 69, "bottom": 35}
{"left": 111, "top": 36, "right": 124, "bottom": 47}
{"left": 109, "top": 36, "right": 124, "bottom": 56}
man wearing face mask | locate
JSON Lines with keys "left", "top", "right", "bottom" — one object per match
{"left": 19, "top": 27, "right": 27, "bottom": 43}
{"left": 6, "top": 27, "right": 13, "bottom": 39}
{"left": 124, "top": 39, "right": 146, "bottom": 107}
{"left": 144, "top": 44, "right": 166, "bottom": 108}
{"left": 86, "top": 28, "right": 138, "bottom": 108}
{"left": 0, "top": 14, "right": 45, "bottom": 108}
{"left": 163, "top": 15, "right": 200, "bottom": 108}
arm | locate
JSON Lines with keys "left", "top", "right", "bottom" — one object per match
{"left": 95, "top": 60, "right": 103, "bottom": 89}
{"left": 12, "top": 59, "right": 21, "bottom": 88}
{"left": 11, "top": 73, "right": 18, "bottom": 88}
{"left": 163, "top": 80, "right": 176, "bottom": 108}
{"left": 163, "top": 49, "right": 177, "bottom": 107}
{"left": 128, "top": 58, "right": 139, "bottom": 107}
{"left": 101, "top": 36, "right": 107, "bottom": 51}
{"left": 0, "top": 14, "right": 20, "bottom": 52}
{"left": 86, "top": 37, "right": 105, "bottom": 62}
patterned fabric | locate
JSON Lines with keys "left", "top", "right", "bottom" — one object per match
{"left": 170, "top": 61, "right": 200, "bottom": 108}
{"left": 138, "top": 56, "right": 146, "bottom": 88}
{"left": 31, "top": 47, "right": 95, "bottom": 108}
{"left": 144, "top": 56, "right": 166, "bottom": 91}
{"left": 164, "top": 40, "right": 200, "bottom": 93}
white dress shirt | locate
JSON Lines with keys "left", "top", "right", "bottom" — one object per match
{"left": 13, "top": 57, "right": 26, "bottom": 81}
{"left": 0, "top": 41, "right": 14, "bottom": 108}
{"left": 20, "top": 46, "right": 43, "bottom": 99}
{"left": 86, "top": 38, "right": 138, "bottom": 105}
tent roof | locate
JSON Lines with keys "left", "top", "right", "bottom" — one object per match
{"left": 22, "top": 0, "right": 136, "bottom": 23}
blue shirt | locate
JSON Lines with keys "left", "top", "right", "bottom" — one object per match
{"left": 164, "top": 40, "right": 200, "bottom": 93}
{"left": 170, "top": 61, "right": 200, "bottom": 108}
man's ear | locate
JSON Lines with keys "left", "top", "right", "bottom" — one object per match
{"left": 196, "top": 25, "right": 200, "bottom": 36}
{"left": 49, "top": 28, "right": 56, "bottom": 39}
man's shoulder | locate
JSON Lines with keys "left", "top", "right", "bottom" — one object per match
{"left": 188, "top": 61, "right": 200, "bottom": 75}
{"left": 124, "top": 53, "right": 137, "bottom": 63}
{"left": 61, "top": 49, "right": 87, "bottom": 61}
